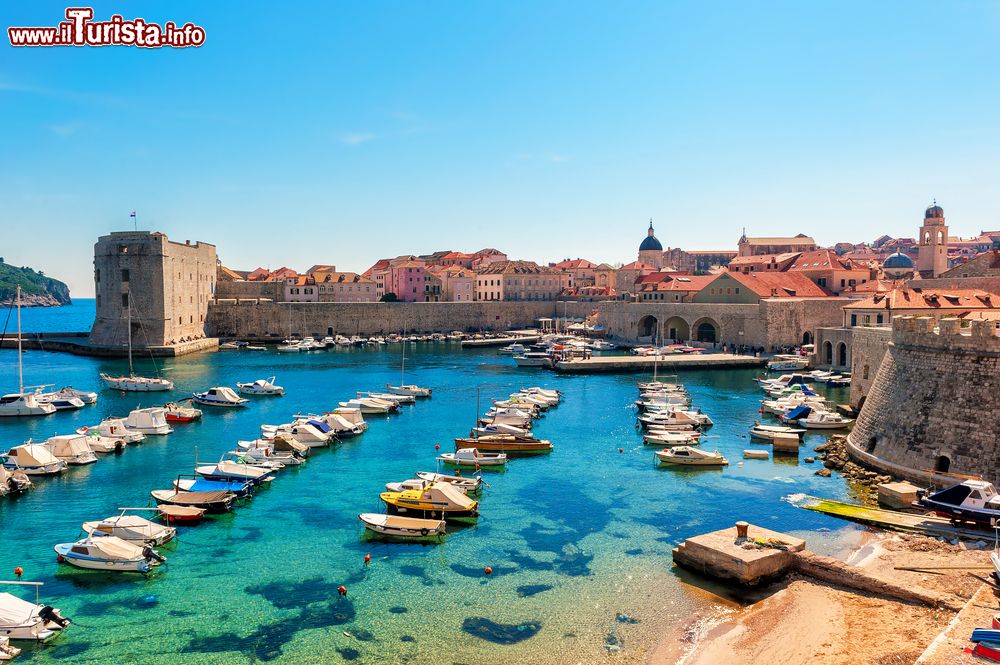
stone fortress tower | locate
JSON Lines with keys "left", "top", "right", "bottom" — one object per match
{"left": 847, "top": 315, "right": 1000, "bottom": 485}
{"left": 89, "top": 231, "right": 218, "bottom": 354}
{"left": 638, "top": 219, "right": 665, "bottom": 269}
{"left": 916, "top": 202, "right": 949, "bottom": 278}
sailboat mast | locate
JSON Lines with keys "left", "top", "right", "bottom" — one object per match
{"left": 401, "top": 326, "right": 406, "bottom": 385}
{"left": 127, "top": 291, "right": 134, "bottom": 376}
{"left": 16, "top": 286, "right": 24, "bottom": 394}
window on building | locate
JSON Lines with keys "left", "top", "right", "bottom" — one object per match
{"left": 121, "top": 269, "right": 130, "bottom": 282}
{"left": 817, "top": 277, "right": 827, "bottom": 287}
{"left": 121, "top": 293, "right": 129, "bottom": 307}
{"left": 178, "top": 317, "right": 182, "bottom": 324}
{"left": 850, "top": 314, "right": 857, "bottom": 326}
{"left": 876, "top": 314, "right": 883, "bottom": 324}
{"left": 95, "top": 269, "right": 101, "bottom": 283}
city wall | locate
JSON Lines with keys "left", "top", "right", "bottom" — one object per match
{"left": 215, "top": 280, "right": 283, "bottom": 301}
{"left": 205, "top": 300, "right": 596, "bottom": 339}
{"left": 849, "top": 326, "right": 892, "bottom": 408}
{"left": 847, "top": 316, "right": 1000, "bottom": 485}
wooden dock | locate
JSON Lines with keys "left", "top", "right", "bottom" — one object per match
{"left": 552, "top": 353, "right": 765, "bottom": 373}
{"left": 791, "top": 495, "right": 990, "bottom": 540}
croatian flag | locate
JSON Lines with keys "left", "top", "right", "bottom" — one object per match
{"left": 129, "top": 211, "right": 136, "bottom": 218}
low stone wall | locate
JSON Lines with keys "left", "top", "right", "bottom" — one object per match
{"left": 206, "top": 300, "right": 596, "bottom": 339}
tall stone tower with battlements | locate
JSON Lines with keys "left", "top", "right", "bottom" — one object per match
{"left": 89, "top": 231, "right": 218, "bottom": 354}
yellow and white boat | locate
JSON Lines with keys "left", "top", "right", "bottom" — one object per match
{"left": 379, "top": 481, "right": 478, "bottom": 519}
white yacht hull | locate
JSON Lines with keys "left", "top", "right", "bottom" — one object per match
{"left": 100, "top": 375, "right": 174, "bottom": 391}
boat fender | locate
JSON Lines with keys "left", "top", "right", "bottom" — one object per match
{"left": 484, "top": 566, "right": 492, "bottom": 575}
{"left": 364, "top": 553, "right": 371, "bottom": 565}
{"left": 420, "top": 528, "right": 429, "bottom": 537}
{"left": 13, "top": 566, "right": 23, "bottom": 578}
{"left": 337, "top": 585, "right": 347, "bottom": 596}
{"left": 56, "top": 555, "right": 65, "bottom": 564}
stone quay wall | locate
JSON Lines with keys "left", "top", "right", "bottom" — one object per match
{"left": 849, "top": 326, "right": 892, "bottom": 408}
{"left": 596, "top": 298, "right": 845, "bottom": 349}
{"left": 847, "top": 316, "right": 1000, "bottom": 485}
{"left": 215, "top": 280, "right": 283, "bottom": 302}
{"left": 206, "top": 300, "right": 596, "bottom": 339}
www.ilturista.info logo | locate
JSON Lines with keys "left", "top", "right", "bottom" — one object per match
{"left": 8, "top": 7, "right": 205, "bottom": 48}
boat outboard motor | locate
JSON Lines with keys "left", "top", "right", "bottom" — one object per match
{"left": 142, "top": 546, "right": 166, "bottom": 563}
{"left": 38, "top": 606, "right": 71, "bottom": 628}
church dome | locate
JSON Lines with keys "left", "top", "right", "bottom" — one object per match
{"left": 639, "top": 221, "right": 662, "bottom": 252}
{"left": 883, "top": 252, "right": 914, "bottom": 269}
{"left": 925, "top": 203, "right": 944, "bottom": 219}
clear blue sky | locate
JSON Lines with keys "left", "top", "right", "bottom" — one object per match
{"left": 3, "top": 1, "right": 1000, "bottom": 296}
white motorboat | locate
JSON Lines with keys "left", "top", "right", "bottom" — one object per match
{"left": 748, "top": 423, "right": 806, "bottom": 440}
{"left": 47, "top": 386, "right": 97, "bottom": 404}
{"left": 196, "top": 455, "right": 274, "bottom": 483}
{"left": 385, "top": 477, "right": 461, "bottom": 494}
{"left": 276, "top": 341, "right": 302, "bottom": 353}
{"left": 766, "top": 354, "right": 810, "bottom": 371}
{"left": 643, "top": 430, "right": 701, "bottom": 446}
{"left": 239, "top": 435, "right": 310, "bottom": 458}
{"left": 125, "top": 407, "right": 174, "bottom": 435}
{"left": 386, "top": 384, "right": 432, "bottom": 398}
{"left": 0, "top": 587, "right": 71, "bottom": 640}
{"left": 2, "top": 445, "right": 66, "bottom": 476}
{"left": 76, "top": 431, "right": 126, "bottom": 454}
{"left": 655, "top": 446, "right": 728, "bottom": 466}
{"left": 364, "top": 391, "right": 415, "bottom": 404}
{"left": 54, "top": 536, "right": 164, "bottom": 573}
{"left": 78, "top": 418, "right": 145, "bottom": 443}
{"left": 438, "top": 447, "right": 507, "bottom": 468}
{"left": 323, "top": 408, "right": 368, "bottom": 436}
{"left": 236, "top": 441, "right": 306, "bottom": 466}
{"left": 42, "top": 435, "right": 98, "bottom": 465}
{"left": 261, "top": 420, "right": 333, "bottom": 447}
{"left": 163, "top": 401, "right": 203, "bottom": 423}
{"left": 414, "top": 471, "right": 483, "bottom": 493}
{"left": 637, "top": 410, "right": 702, "bottom": 429}
{"left": 82, "top": 512, "right": 176, "bottom": 546}
{"left": 236, "top": 377, "right": 285, "bottom": 396}
{"left": 35, "top": 390, "right": 85, "bottom": 411}
{"left": 643, "top": 406, "right": 713, "bottom": 427}
{"left": 473, "top": 423, "right": 532, "bottom": 437}
{"left": 800, "top": 412, "right": 854, "bottom": 429}
{"left": 358, "top": 513, "right": 446, "bottom": 539}
{"left": 223, "top": 449, "right": 286, "bottom": 470}
{"left": 338, "top": 397, "right": 397, "bottom": 414}
{"left": 0, "top": 466, "right": 31, "bottom": 496}
{"left": 521, "top": 386, "right": 561, "bottom": 401}
{"left": 193, "top": 386, "right": 248, "bottom": 407}
{"left": 481, "top": 406, "right": 534, "bottom": 428}
{"left": 0, "top": 392, "right": 55, "bottom": 418}
{"left": 513, "top": 352, "right": 553, "bottom": 368}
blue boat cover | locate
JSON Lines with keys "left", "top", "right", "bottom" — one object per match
{"left": 971, "top": 629, "right": 1000, "bottom": 643}
{"left": 783, "top": 405, "right": 812, "bottom": 421}
{"left": 307, "top": 419, "right": 332, "bottom": 433}
{"left": 186, "top": 478, "right": 253, "bottom": 495}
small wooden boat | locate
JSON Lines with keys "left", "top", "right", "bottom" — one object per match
{"left": 364, "top": 391, "right": 415, "bottom": 404}
{"left": 124, "top": 407, "right": 173, "bottom": 435}
{"left": 438, "top": 447, "right": 507, "bottom": 468}
{"left": 799, "top": 412, "right": 854, "bottom": 430}
{"left": 643, "top": 430, "right": 700, "bottom": 446}
{"left": 174, "top": 476, "right": 257, "bottom": 497}
{"left": 78, "top": 418, "right": 145, "bottom": 443}
{"left": 743, "top": 449, "right": 769, "bottom": 460}
{"left": 359, "top": 513, "right": 446, "bottom": 539}
{"left": 195, "top": 456, "right": 274, "bottom": 483}
{"left": 163, "top": 400, "right": 202, "bottom": 423}
{"left": 82, "top": 513, "right": 176, "bottom": 546}
{"left": 2, "top": 445, "right": 67, "bottom": 476}
{"left": 655, "top": 446, "right": 728, "bottom": 466}
{"left": 0, "top": 588, "right": 71, "bottom": 641}
{"left": 454, "top": 434, "right": 553, "bottom": 455}
{"left": 380, "top": 482, "right": 479, "bottom": 519}
{"left": 971, "top": 642, "right": 1000, "bottom": 663}
{"left": 415, "top": 471, "right": 482, "bottom": 494}
{"left": 150, "top": 488, "right": 234, "bottom": 513}
{"left": 42, "top": 435, "right": 98, "bottom": 465}
{"left": 53, "top": 536, "right": 165, "bottom": 573}
{"left": 386, "top": 384, "right": 432, "bottom": 397}
{"left": 157, "top": 504, "right": 206, "bottom": 524}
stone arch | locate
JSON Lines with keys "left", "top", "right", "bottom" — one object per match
{"left": 923, "top": 231, "right": 931, "bottom": 245}
{"left": 692, "top": 317, "right": 720, "bottom": 343}
{"left": 637, "top": 315, "right": 658, "bottom": 339}
{"left": 938, "top": 230, "right": 945, "bottom": 244}
{"left": 664, "top": 316, "right": 690, "bottom": 342}
{"left": 866, "top": 436, "right": 877, "bottom": 453}
{"left": 802, "top": 331, "right": 812, "bottom": 345}
{"left": 837, "top": 342, "right": 848, "bottom": 367}
{"left": 935, "top": 455, "right": 951, "bottom": 473}
{"left": 823, "top": 341, "right": 833, "bottom": 365}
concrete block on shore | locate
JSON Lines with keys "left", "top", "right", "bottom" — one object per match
{"left": 672, "top": 523, "right": 805, "bottom": 586}
{"left": 877, "top": 481, "right": 919, "bottom": 510}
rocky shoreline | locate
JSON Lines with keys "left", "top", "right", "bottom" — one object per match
{"left": 813, "top": 435, "right": 893, "bottom": 488}
{"left": 0, "top": 293, "right": 70, "bottom": 307}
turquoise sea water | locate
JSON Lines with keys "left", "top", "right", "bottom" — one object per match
{"left": 8, "top": 299, "right": 96, "bottom": 335}
{"left": 0, "top": 342, "right": 860, "bottom": 663}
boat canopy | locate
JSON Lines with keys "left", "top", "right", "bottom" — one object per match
{"left": 433, "top": 483, "right": 477, "bottom": 510}
{"left": 784, "top": 405, "right": 812, "bottom": 421}
{"left": 0, "top": 592, "right": 40, "bottom": 626}
{"left": 90, "top": 536, "right": 144, "bottom": 559}
{"left": 306, "top": 419, "right": 332, "bottom": 434}
{"left": 7, "top": 445, "right": 60, "bottom": 467}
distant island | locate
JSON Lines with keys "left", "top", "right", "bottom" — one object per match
{"left": 0, "top": 259, "right": 72, "bottom": 307}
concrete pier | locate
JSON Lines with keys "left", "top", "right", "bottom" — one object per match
{"left": 460, "top": 334, "right": 541, "bottom": 348}
{"left": 553, "top": 353, "right": 765, "bottom": 373}
{"left": 673, "top": 523, "right": 805, "bottom": 586}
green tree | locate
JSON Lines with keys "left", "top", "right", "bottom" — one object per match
{"left": 380, "top": 292, "right": 398, "bottom": 302}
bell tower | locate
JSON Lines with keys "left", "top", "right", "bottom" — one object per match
{"left": 917, "top": 201, "right": 948, "bottom": 278}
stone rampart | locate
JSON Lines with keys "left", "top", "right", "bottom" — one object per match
{"left": 847, "top": 316, "right": 1000, "bottom": 485}
{"left": 849, "top": 326, "right": 892, "bottom": 408}
{"left": 215, "top": 280, "right": 283, "bottom": 301}
{"left": 205, "top": 300, "right": 596, "bottom": 339}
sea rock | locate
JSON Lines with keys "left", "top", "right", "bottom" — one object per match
{"left": 803, "top": 457, "right": 815, "bottom": 463}
{"left": 815, "top": 468, "right": 832, "bottom": 477}
{"left": 462, "top": 617, "right": 542, "bottom": 644}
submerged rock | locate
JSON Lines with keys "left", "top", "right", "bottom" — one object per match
{"left": 515, "top": 584, "right": 554, "bottom": 598}
{"left": 462, "top": 617, "right": 542, "bottom": 644}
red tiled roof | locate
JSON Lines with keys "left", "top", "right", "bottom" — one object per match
{"left": 553, "top": 258, "right": 597, "bottom": 269}
{"left": 787, "top": 249, "right": 852, "bottom": 272}
{"left": 619, "top": 261, "right": 656, "bottom": 271}
{"left": 724, "top": 271, "right": 834, "bottom": 298}
{"left": 845, "top": 287, "right": 1000, "bottom": 311}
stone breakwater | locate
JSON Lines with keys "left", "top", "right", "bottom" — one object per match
{"left": 814, "top": 436, "right": 894, "bottom": 487}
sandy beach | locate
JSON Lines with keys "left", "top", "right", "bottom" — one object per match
{"left": 649, "top": 534, "right": 996, "bottom": 665}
